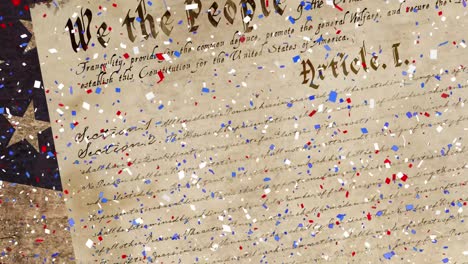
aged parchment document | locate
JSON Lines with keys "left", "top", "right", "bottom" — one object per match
{"left": 31, "top": 0, "right": 467, "bottom": 263}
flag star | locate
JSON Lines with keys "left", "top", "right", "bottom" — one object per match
{"left": 20, "top": 19, "right": 36, "bottom": 53}
{"left": 3, "top": 102, "right": 50, "bottom": 152}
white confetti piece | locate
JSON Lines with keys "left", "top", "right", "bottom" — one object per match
{"left": 86, "top": 239, "right": 93, "bottom": 248}
{"left": 185, "top": 3, "right": 198, "bottom": 10}
{"left": 222, "top": 225, "right": 232, "bottom": 232}
{"left": 145, "top": 92, "right": 155, "bottom": 100}
{"left": 34, "top": 80, "right": 41, "bottom": 88}
{"left": 430, "top": 49, "right": 437, "bottom": 60}
{"left": 162, "top": 194, "right": 171, "bottom": 202}
{"left": 178, "top": 170, "right": 185, "bottom": 180}
{"left": 82, "top": 102, "right": 90, "bottom": 110}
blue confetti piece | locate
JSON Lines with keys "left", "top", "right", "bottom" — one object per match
{"left": 288, "top": 16, "right": 295, "bottom": 24}
{"left": 329, "top": 91, "right": 337, "bottom": 102}
{"left": 391, "top": 145, "right": 399, "bottom": 151}
{"left": 406, "top": 112, "right": 413, "bottom": 118}
{"left": 201, "top": 87, "right": 210, "bottom": 93}
{"left": 264, "top": 177, "right": 271, "bottom": 182}
{"left": 438, "top": 41, "right": 448, "bottom": 46}
{"left": 292, "top": 55, "right": 300, "bottom": 63}
{"left": 68, "top": 218, "right": 75, "bottom": 227}
{"left": 406, "top": 204, "right": 414, "bottom": 211}
{"left": 324, "top": 45, "right": 331, "bottom": 51}
{"left": 383, "top": 251, "right": 395, "bottom": 260}
{"left": 361, "top": 128, "right": 368, "bottom": 134}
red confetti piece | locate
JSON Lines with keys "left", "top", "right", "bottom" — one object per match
{"left": 334, "top": 4, "right": 343, "bottom": 11}
{"left": 401, "top": 174, "right": 408, "bottom": 182}
{"left": 156, "top": 53, "right": 165, "bottom": 60}
{"left": 157, "top": 70, "right": 165, "bottom": 83}
{"left": 308, "top": 110, "right": 317, "bottom": 117}
{"left": 123, "top": 53, "right": 130, "bottom": 59}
